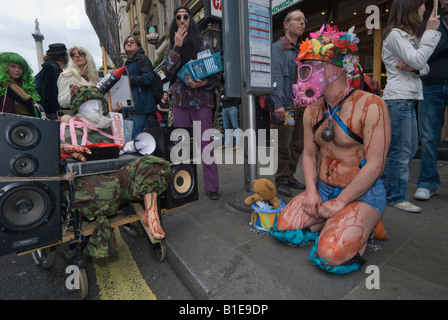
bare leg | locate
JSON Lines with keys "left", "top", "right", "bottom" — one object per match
{"left": 143, "top": 193, "right": 165, "bottom": 240}
{"left": 316, "top": 202, "right": 380, "bottom": 265}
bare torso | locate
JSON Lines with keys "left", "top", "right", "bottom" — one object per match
{"left": 310, "top": 90, "right": 389, "bottom": 187}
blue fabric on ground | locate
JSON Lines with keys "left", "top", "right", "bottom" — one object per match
{"left": 308, "top": 240, "right": 364, "bottom": 274}
{"left": 270, "top": 227, "right": 319, "bottom": 246}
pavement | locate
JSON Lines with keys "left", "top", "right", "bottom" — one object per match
{"left": 160, "top": 149, "right": 448, "bottom": 300}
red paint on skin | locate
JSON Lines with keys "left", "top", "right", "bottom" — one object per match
{"left": 361, "top": 95, "right": 390, "bottom": 173}
{"left": 318, "top": 204, "right": 364, "bottom": 263}
{"left": 325, "top": 149, "right": 343, "bottom": 180}
{"left": 277, "top": 193, "right": 315, "bottom": 230}
{"left": 362, "top": 96, "right": 382, "bottom": 155}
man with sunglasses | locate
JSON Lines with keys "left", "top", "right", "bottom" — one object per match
{"left": 270, "top": 25, "right": 391, "bottom": 274}
{"left": 267, "top": 9, "right": 307, "bottom": 198}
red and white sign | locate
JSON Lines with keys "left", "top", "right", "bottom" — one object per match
{"left": 211, "top": 0, "right": 222, "bottom": 18}
{"left": 110, "top": 112, "right": 125, "bottom": 147}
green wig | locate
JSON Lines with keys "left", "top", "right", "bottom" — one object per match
{"left": 0, "top": 52, "right": 40, "bottom": 102}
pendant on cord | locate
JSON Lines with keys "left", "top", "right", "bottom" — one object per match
{"left": 322, "top": 122, "right": 335, "bottom": 141}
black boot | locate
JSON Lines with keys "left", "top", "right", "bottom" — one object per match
{"left": 288, "top": 178, "right": 305, "bottom": 190}
{"left": 276, "top": 184, "right": 292, "bottom": 197}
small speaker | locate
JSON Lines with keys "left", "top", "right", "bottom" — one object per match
{"left": 144, "top": 126, "right": 193, "bottom": 162}
{"left": 159, "top": 163, "right": 198, "bottom": 209}
{"left": 0, "top": 116, "right": 61, "bottom": 256}
{"left": 1, "top": 117, "right": 60, "bottom": 177}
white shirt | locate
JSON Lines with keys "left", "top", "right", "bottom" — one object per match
{"left": 382, "top": 28, "right": 441, "bottom": 100}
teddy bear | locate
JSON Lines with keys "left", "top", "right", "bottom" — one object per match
{"left": 244, "top": 179, "right": 281, "bottom": 209}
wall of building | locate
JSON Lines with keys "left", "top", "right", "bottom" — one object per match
{"left": 90, "top": 0, "right": 447, "bottom": 141}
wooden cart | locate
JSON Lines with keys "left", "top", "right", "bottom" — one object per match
{"left": 18, "top": 201, "right": 183, "bottom": 300}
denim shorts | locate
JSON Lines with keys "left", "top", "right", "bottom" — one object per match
{"left": 317, "top": 178, "right": 386, "bottom": 215}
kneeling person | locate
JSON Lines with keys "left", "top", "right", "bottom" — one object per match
{"left": 271, "top": 25, "right": 391, "bottom": 274}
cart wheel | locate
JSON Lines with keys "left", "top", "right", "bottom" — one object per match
{"left": 77, "top": 268, "right": 88, "bottom": 300}
{"left": 121, "top": 222, "right": 144, "bottom": 238}
{"left": 31, "top": 247, "right": 56, "bottom": 269}
{"left": 150, "top": 239, "right": 166, "bottom": 262}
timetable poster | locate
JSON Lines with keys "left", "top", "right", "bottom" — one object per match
{"left": 248, "top": 0, "right": 272, "bottom": 88}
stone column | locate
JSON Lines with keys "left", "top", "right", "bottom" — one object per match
{"left": 31, "top": 19, "right": 45, "bottom": 71}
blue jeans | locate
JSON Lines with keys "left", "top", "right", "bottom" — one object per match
{"left": 221, "top": 106, "right": 240, "bottom": 147}
{"left": 122, "top": 110, "right": 150, "bottom": 140}
{"left": 381, "top": 99, "right": 418, "bottom": 204}
{"left": 417, "top": 83, "right": 448, "bottom": 192}
{"left": 317, "top": 179, "right": 386, "bottom": 215}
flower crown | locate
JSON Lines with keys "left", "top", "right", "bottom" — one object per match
{"left": 296, "top": 24, "right": 360, "bottom": 74}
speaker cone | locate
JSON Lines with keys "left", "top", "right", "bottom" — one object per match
{"left": 6, "top": 121, "right": 41, "bottom": 150}
{"left": 9, "top": 153, "right": 38, "bottom": 177}
{"left": 0, "top": 182, "right": 55, "bottom": 233}
{"left": 171, "top": 166, "right": 194, "bottom": 198}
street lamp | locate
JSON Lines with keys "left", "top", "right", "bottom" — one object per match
{"left": 201, "top": 23, "right": 221, "bottom": 51}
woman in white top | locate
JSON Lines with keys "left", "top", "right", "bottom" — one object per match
{"left": 57, "top": 46, "right": 99, "bottom": 110}
{"left": 381, "top": 0, "right": 440, "bottom": 213}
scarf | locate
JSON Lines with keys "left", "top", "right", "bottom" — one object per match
{"left": 2, "top": 80, "right": 35, "bottom": 116}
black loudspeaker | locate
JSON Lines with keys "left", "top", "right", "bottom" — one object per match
{"left": 0, "top": 116, "right": 61, "bottom": 256}
{"left": 144, "top": 126, "right": 193, "bottom": 162}
{"left": 144, "top": 127, "right": 198, "bottom": 209}
{"left": 159, "top": 163, "right": 198, "bottom": 209}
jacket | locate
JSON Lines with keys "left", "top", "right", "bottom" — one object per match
{"left": 161, "top": 39, "right": 220, "bottom": 109}
{"left": 267, "top": 36, "right": 299, "bottom": 111}
{"left": 125, "top": 48, "right": 156, "bottom": 114}
{"left": 382, "top": 28, "right": 441, "bottom": 100}
{"left": 220, "top": 87, "right": 241, "bottom": 109}
{"left": 57, "top": 73, "right": 92, "bottom": 110}
{"left": 422, "top": 8, "right": 448, "bottom": 85}
{"left": 35, "top": 60, "right": 63, "bottom": 114}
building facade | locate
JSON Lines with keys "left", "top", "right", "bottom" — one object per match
{"left": 87, "top": 0, "right": 446, "bottom": 141}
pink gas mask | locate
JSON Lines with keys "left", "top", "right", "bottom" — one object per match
{"left": 293, "top": 60, "right": 341, "bottom": 107}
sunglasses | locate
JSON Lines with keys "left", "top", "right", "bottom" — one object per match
{"left": 70, "top": 50, "right": 86, "bottom": 57}
{"left": 176, "top": 14, "right": 189, "bottom": 21}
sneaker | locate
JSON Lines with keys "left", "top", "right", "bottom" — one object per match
{"left": 206, "top": 190, "right": 220, "bottom": 200}
{"left": 414, "top": 188, "right": 434, "bottom": 201}
{"left": 389, "top": 201, "right": 421, "bottom": 213}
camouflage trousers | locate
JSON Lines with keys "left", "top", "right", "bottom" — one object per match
{"left": 67, "top": 155, "right": 171, "bottom": 259}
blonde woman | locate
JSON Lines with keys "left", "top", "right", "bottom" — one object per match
{"left": 57, "top": 46, "right": 99, "bottom": 110}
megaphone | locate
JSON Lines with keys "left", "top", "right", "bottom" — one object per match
{"left": 133, "top": 132, "right": 156, "bottom": 155}
{"left": 122, "top": 131, "right": 156, "bottom": 155}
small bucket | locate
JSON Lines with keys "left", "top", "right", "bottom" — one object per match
{"left": 249, "top": 200, "right": 286, "bottom": 234}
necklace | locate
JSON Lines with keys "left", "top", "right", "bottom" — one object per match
{"left": 321, "top": 86, "right": 351, "bottom": 142}
{"left": 321, "top": 106, "right": 340, "bottom": 141}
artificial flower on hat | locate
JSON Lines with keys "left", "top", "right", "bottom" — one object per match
{"left": 296, "top": 24, "right": 360, "bottom": 75}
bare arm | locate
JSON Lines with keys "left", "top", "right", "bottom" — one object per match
{"left": 301, "top": 107, "right": 322, "bottom": 219}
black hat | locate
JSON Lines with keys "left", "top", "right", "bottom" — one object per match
{"left": 46, "top": 43, "right": 67, "bottom": 56}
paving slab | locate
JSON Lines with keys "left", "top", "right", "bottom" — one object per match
{"left": 161, "top": 158, "right": 448, "bottom": 300}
